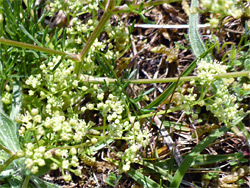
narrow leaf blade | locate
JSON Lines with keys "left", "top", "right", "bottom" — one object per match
{"left": 127, "top": 167, "right": 162, "bottom": 188}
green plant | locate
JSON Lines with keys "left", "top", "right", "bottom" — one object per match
{"left": 0, "top": 0, "right": 250, "bottom": 187}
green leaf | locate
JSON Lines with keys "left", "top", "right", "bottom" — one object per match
{"left": 151, "top": 152, "right": 242, "bottom": 174}
{"left": 0, "top": 110, "right": 20, "bottom": 152}
{"left": 191, "top": 153, "right": 242, "bottom": 166}
{"left": 30, "top": 176, "right": 60, "bottom": 188}
{"left": 42, "top": 25, "right": 49, "bottom": 46}
{"left": 10, "top": 79, "right": 22, "bottom": 122}
{"left": 105, "top": 173, "right": 122, "bottom": 187}
{"left": 188, "top": 0, "right": 211, "bottom": 61}
{"left": 127, "top": 167, "right": 162, "bottom": 188}
{"left": 0, "top": 184, "right": 12, "bottom": 188}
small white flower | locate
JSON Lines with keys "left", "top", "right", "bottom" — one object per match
{"left": 33, "top": 115, "right": 42, "bottom": 123}
{"left": 86, "top": 103, "right": 94, "bottom": 110}
{"left": 31, "top": 166, "right": 39, "bottom": 174}
{"left": 31, "top": 108, "right": 39, "bottom": 116}
{"left": 122, "top": 163, "right": 130, "bottom": 171}
{"left": 133, "top": 122, "right": 140, "bottom": 131}
{"left": 28, "top": 90, "right": 34, "bottom": 96}
{"left": 97, "top": 93, "right": 104, "bottom": 101}
{"left": 37, "top": 159, "right": 46, "bottom": 166}
{"left": 16, "top": 150, "right": 25, "bottom": 157}
{"left": 44, "top": 151, "right": 52, "bottom": 159}
{"left": 25, "top": 158, "right": 34, "bottom": 169}
{"left": 91, "top": 137, "right": 98, "bottom": 144}
{"left": 50, "top": 163, "right": 58, "bottom": 170}
{"left": 81, "top": 106, "right": 87, "bottom": 112}
{"left": 70, "top": 148, "right": 77, "bottom": 155}
{"left": 81, "top": 86, "right": 88, "bottom": 91}
{"left": 62, "top": 160, "right": 70, "bottom": 169}
{"left": 63, "top": 174, "right": 72, "bottom": 182}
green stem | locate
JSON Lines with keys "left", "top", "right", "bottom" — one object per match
{"left": 51, "top": 141, "right": 91, "bottom": 150}
{"left": 22, "top": 176, "right": 30, "bottom": 188}
{"left": 0, "top": 144, "right": 14, "bottom": 156}
{"left": 80, "top": 71, "right": 250, "bottom": 84}
{"left": 75, "top": 0, "right": 115, "bottom": 75}
{"left": 0, "top": 38, "right": 80, "bottom": 61}
{"left": 103, "top": 116, "right": 107, "bottom": 137}
{"left": 137, "top": 110, "right": 166, "bottom": 119}
{"left": 0, "top": 154, "right": 18, "bottom": 173}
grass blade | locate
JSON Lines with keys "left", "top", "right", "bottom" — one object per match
{"left": 127, "top": 167, "right": 162, "bottom": 188}
{"left": 19, "top": 24, "right": 42, "bottom": 46}
{"left": 141, "top": 160, "right": 196, "bottom": 187}
{"left": 191, "top": 153, "right": 243, "bottom": 166}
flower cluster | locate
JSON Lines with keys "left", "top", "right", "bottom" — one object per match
{"left": 170, "top": 59, "right": 244, "bottom": 127}
{"left": 196, "top": 59, "right": 228, "bottom": 85}
{"left": 119, "top": 121, "right": 151, "bottom": 171}
{"left": 1, "top": 92, "right": 12, "bottom": 105}
{"left": 17, "top": 52, "right": 145, "bottom": 180}
{"left": 47, "top": 0, "right": 129, "bottom": 75}
{"left": 205, "top": 79, "right": 244, "bottom": 126}
{"left": 23, "top": 141, "right": 83, "bottom": 181}
{"left": 200, "top": 0, "right": 245, "bottom": 19}
{"left": 5, "top": 0, "right": 147, "bottom": 182}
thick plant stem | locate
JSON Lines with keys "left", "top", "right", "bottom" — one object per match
{"left": 0, "top": 144, "right": 14, "bottom": 156}
{"left": 0, "top": 38, "right": 80, "bottom": 61}
{"left": 80, "top": 71, "right": 250, "bottom": 84}
{"left": 75, "top": 0, "right": 115, "bottom": 75}
{"left": 128, "top": 71, "right": 250, "bottom": 83}
{"left": 22, "top": 176, "right": 30, "bottom": 188}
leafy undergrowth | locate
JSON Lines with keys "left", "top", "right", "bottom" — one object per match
{"left": 0, "top": 0, "right": 250, "bottom": 188}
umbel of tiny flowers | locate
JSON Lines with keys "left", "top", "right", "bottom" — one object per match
{"left": 199, "top": 0, "right": 250, "bottom": 28}
{"left": 169, "top": 58, "right": 244, "bottom": 127}
{"left": 0, "top": 0, "right": 176, "bottom": 182}
{"left": 17, "top": 51, "right": 143, "bottom": 177}
{"left": 200, "top": 0, "right": 245, "bottom": 19}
